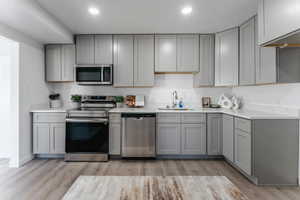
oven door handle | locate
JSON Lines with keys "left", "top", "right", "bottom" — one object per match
{"left": 66, "top": 118, "right": 108, "bottom": 123}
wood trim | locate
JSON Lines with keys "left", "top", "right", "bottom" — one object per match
{"left": 155, "top": 72, "right": 196, "bottom": 75}
{"left": 265, "top": 44, "right": 300, "bottom": 48}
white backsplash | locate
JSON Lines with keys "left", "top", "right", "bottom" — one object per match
{"left": 49, "top": 74, "right": 231, "bottom": 108}
{"left": 232, "top": 83, "right": 300, "bottom": 115}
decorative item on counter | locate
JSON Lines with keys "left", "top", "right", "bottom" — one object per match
{"left": 70, "top": 94, "right": 82, "bottom": 109}
{"left": 125, "top": 95, "right": 145, "bottom": 108}
{"left": 49, "top": 93, "right": 61, "bottom": 108}
{"left": 202, "top": 97, "right": 211, "bottom": 108}
{"left": 114, "top": 96, "right": 124, "bottom": 108}
{"left": 218, "top": 94, "right": 233, "bottom": 109}
{"left": 231, "top": 96, "right": 241, "bottom": 110}
{"left": 210, "top": 104, "right": 221, "bottom": 109}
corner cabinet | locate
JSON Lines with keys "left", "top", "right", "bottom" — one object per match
{"left": 215, "top": 28, "right": 239, "bottom": 86}
{"left": 46, "top": 44, "right": 75, "bottom": 82}
{"left": 194, "top": 34, "right": 215, "bottom": 87}
{"left": 207, "top": 114, "right": 222, "bottom": 155}
{"left": 33, "top": 112, "right": 66, "bottom": 154}
{"left": 134, "top": 35, "right": 154, "bottom": 87}
{"left": 222, "top": 114, "right": 234, "bottom": 162}
{"left": 113, "top": 35, "right": 134, "bottom": 87}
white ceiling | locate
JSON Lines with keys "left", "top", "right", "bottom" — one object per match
{"left": 36, "top": 0, "right": 259, "bottom": 34}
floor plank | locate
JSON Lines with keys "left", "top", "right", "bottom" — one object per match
{"left": 0, "top": 159, "right": 299, "bottom": 200}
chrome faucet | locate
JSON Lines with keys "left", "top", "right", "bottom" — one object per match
{"left": 171, "top": 91, "right": 178, "bottom": 108}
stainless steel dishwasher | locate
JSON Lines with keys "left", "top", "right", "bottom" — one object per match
{"left": 121, "top": 113, "right": 156, "bottom": 158}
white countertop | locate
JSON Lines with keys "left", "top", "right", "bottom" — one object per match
{"left": 109, "top": 107, "right": 299, "bottom": 120}
{"left": 30, "top": 105, "right": 68, "bottom": 113}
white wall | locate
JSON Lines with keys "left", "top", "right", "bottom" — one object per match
{"left": 0, "top": 22, "right": 50, "bottom": 167}
{"left": 50, "top": 74, "right": 231, "bottom": 108}
{"left": 0, "top": 36, "right": 18, "bottom": 158}
{"left": 232, "top": 83, "right": 300, "bottom": 115}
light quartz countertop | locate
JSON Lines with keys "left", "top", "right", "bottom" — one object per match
{"left": 30, "top": 105, "right": 299, "bottom": 119}
{"left": 109, "top": 107, "right": 299, "bottom": 120}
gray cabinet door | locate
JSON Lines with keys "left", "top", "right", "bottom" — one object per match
{"left": 256, "top": 47, "right": 276, "bottom": 84}
{"left": 207, "top": 114, "right": 222, "bottom": 155}
{"left": 181, "top": 124, "right": 206, "bottom": 155}
{"left": 61, "top": 44, "right": 75, "bottom": 82}
{"left": 95, "top": 35, "right": 113, "bottom": 64}
{"left": 258, "top": 0, "right": 300, "bottom": 45}
{"left": 155, "top": 35, "right": 177, "bottom": 72}
{"left": 50, "top": 123, "right": 65, "bottom": 154}
{"left": 109, "top": 123, "right": 121, "bottom": 155}
{"left": 76, "top": 35, "right": 94, "bottom": 65}
{"left": 113, "top": 35, "right": 134, "bottom": 87}
{"left": 240, "top": 17, "right": 256, "bottom": 85}
{"left": 33, "top": 123, "right": 51, "bottom": 154}
{"left": 194, "top": 35, "right": 215, "bottom": 87}
{"left": 134, "top": 35, "right": 154, "bottom": 87}
{"left": 177, "top": 35, "right": 199, "bottom": 72}
{"left": 215, "top": 28, "right": 239, "bottom": 86}
{"left": 235, "top": 129, "right": 252, "bottom": 175}
{"left": 157, "top": 123, "right": 181, "bottom": 155}
{"left": 46, "top": 45, "right": 61, "bottom": 82}
{"left": 222, "top": 115, "right": 234, "bottom": 162}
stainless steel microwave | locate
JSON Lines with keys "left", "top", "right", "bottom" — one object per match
{"left": 75, "top": 65, "right": 113, "bottom": 85}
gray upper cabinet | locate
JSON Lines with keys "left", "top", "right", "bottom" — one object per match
{"left": 177, "top": 34, "right": 199, "bottom": 72}
{"left": 94, "top": 35, "right": 113, "bottom": 64}
{"left": 258, "top": 0, "right": 300, "bottom": 45}
{"left": 76, "top": 35, "right": 94, "bottom": 65}
{"left": 194, "top": 35, "right": 215, "bottom": 87}
{"left": 215, "top": 28, "right": 239, "bottom": 86}
{"left": 256, "top": 47, "right": 276, "bottom": 84}
{"left": 181, "top": 123, "right": 206, "bottom": 155}
{"left": 134, "top": 35, "right": 154, "bottom": 87}
{"left": 222, "top": 115, "right": 234, "bottom": 162}
{"left": 155, "top": 35, "right": 177, "bottom": 72}
{"left": 240, "top": 17, "right": 256, "bottom": 85}
{"left": 46, "top": 44, "right": 75, "bottom": 82}
{"left": 113, "top": 35, "right": 134, "bottom": 87}
{"left": 207, "top": 114, "right": 222, "bottom": 155}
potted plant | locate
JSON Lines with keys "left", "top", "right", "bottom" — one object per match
{"left": 115, "top": 96, "right": 124, "bottom": 108}
{"left": 49, "top": 93, "right": 61, "bottom": 108}
{"left": 71, "top": 95, "right": 82, "bottom": 108}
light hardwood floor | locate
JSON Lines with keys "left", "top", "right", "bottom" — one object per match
{"left": 0, "top": 159, "right": 299, "bottom": 200}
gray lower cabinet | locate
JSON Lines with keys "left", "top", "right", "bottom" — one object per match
{"left": 194, "top": 34, "right": 215, "bottom": 87}
{"left": 156, "top": 123, "right": 181, "bottom": 155}
{"left": 181, "top": 124, "right": 206, "bottom": 155}
{"left": 134, "top": 35, "right": 154, "bottom": 87}
{"left": 109, "top": 114, "right": 121, "bottom": 155}
{"left": 33, "top": 113, "right": 66, "bottom": 154}
{"left": 46, "top": 44, "right": 75, "bottom": 82}
{"left": 235, "top": 129, "right": 252, "bottom": 175}
{"left": 222, "top": 115, "right": 234, "bottom": 162}
{"left": 113, "top": 35, "right": 134, "bottom": 87}
{"left": 207, "top": 114, "right": 222, "bottom": 155}
{"left": 33, "top": 123, "right": 66, "bottom": 154}
{"left": 239, "top": 17, "right": 256, "bottom": 85}
{"left": 215, "top": 28, "right": 239, "bottom": 86}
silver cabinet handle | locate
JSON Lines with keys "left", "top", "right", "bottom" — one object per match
{"left": 66, "top": 118, "right": 108, "bottom": 123}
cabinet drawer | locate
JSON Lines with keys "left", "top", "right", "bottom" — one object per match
{"left": 109, "top": 114, "right": 121, "bottom": 124}
{"left": 157, "top": 113, "right": 181, "bottom": 124}
{"left": 33, "top": 113, "right": 66, "bottom": 123}
{"left": 235, "top": 117, "right": 251, "bottom": 133}
{"left": 181, "top": 113, "right": 206, "bottom": 124}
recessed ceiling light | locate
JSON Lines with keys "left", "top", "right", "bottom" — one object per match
{"left": 181, "top": 6, "right": 192, "bottom": 15}
{"left": 88, "top": 7, "right": 100, "bottom": 16}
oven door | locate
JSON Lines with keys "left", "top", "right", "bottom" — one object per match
{"left": 66, "top": 118, "right": 109, "bottom": 154}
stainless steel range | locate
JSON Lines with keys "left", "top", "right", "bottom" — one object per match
{"left": 65, "top": 96, "right": 116, "bottom": 162}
